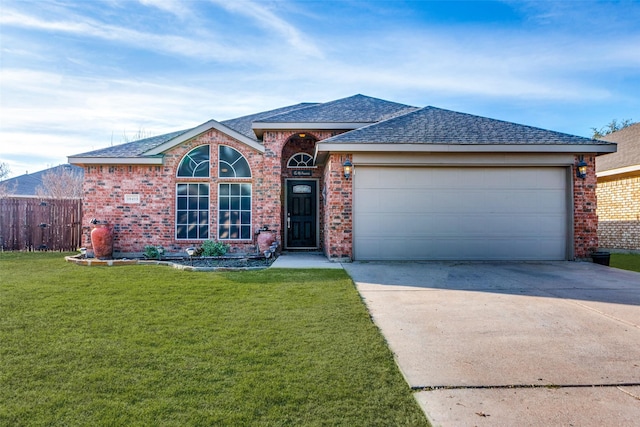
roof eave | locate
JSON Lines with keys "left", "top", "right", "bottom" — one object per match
{"left": 145, "top": 119, "right": 265, "bottom": 155}
{"left": 315, "top": 143, "right": 618, "bottom": 154}
{"left": 68, "top": 156, "right": 164, "bottom": 165}
{"left": 596, "top": 164, "right": 640, "bottom": 177}
{"left": 251, "top": 122, "right": 374, "bottom": 138}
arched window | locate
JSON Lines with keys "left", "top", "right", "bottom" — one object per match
{"left": 176, "top": 145, "right": 210, "bottom": 240}
{"left": 219, "top": 146, "right": 251, "bottom": 178}
{"left": 177, "top": 145, "right": 210, "bottom": 177}
{"left": 287, "top": 152, "right": 314, "bottom": 168}
{"left": 218, "top": 146, "right": 252, "bottom": 240}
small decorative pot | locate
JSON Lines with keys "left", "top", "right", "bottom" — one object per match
{"left": 91, "top": 224, "right": 114, "bottom": 259}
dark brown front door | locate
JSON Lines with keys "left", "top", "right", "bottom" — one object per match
{"left": 286, "top": 180, "right": 317, "bottom": 248}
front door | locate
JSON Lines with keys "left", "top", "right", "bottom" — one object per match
{"left": 285, "top": 180, "right": 317, "bottom": 249}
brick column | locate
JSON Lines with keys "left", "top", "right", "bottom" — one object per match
{"left": 323, "top": 153, "right": 353, "bottom": 260}
{"left": 573, "top": 154, "right": 598, "bottom": 259}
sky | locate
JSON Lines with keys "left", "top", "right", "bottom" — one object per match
{"left": 1, "top": 0, "right": 639, "bottom": 179}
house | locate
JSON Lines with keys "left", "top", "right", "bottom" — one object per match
{"left": 68, "top": 94, "right": 615, "bottom": 261}
{"left": 0, "top": 164, "right": 83, "bottom": 197}
{"left": 596, "top": 122, "right": 640, "bottom": 250}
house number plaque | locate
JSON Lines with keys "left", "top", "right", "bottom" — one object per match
{"left": 292, "top": 170, "right": 312, "bottom": 177}
{"left": 124, "top": 194, "right": 141, "bottom": 204}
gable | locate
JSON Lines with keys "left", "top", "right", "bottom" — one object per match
{"left": 69, "top": 120, "right": 264, "bottom": 166}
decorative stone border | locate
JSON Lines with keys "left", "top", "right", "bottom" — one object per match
{"left": 64, "top": 255, "right": 269, "bottom": 271}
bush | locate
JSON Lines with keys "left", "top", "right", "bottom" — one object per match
{"left": 200, "top": 240, "right": 229, "bottom": 257}
{"left": 143, "top": 245, "right": 159, "bottom": 259}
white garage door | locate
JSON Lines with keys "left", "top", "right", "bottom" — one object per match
{"left": 354, "top": 167, "right": 569, "bottom": 260}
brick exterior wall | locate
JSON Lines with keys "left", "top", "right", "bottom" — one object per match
{"left": 81, "top": 128, "right": 343, "bottom": 256}
{"left": 322, "top": 153, "right": 353, "bottom": 260}
{"left": 80, "top": 126, "right": 601, "bottom": 261}
{"left": 573, "top": 154, "right": 599, "bottom": 258}
{"left": 596, "top": 173, "right": 640, "bottom": 250}
{"left": 82, "top": 128, "right": 268, "bottom": 255}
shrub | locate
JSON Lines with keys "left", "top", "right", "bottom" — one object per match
{"left": 200, "top": 240, "right": 229, "bottom": 257}
{"left": 143, "top": 245, "right": 159, "bottom": 259}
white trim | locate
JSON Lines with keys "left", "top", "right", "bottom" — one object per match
{"left": 596, "top": 164, "right": 640, "bottom": 177}
{"left": 351, "top": 152, "right": 576, "bottom": 166}
{"left": 176, "top": 145, "right": 210, "bottom": 178}
{"left": 146, "top": 120, "right": 265, "bottom": 155}
{"left": 253, "top": 122, "right": 372, "bottom": 130}
{"left": 68, "top": 156, "right": 164, "bottom": 165}
{"left": 175, "top": 182, "right": 211, "bottom": 241}
{"left": 217, "top": 182, "right": 253, "bottom": 241}
{"left": 69, "top": 120, "right": 265, "bottom": 165}
{"left": 252, "top": 122, "right": 373, "bottom": 138}
{"left": 287, "top": 152, "right": 316, "bottom": 168}
{"left": 218, "top": 145, "right": 253, "bottom": 178}
{"left": 316, "top": 143, "right": 617, "bottom": 155}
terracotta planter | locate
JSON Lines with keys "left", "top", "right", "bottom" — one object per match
{"left": 91, "top": 224, "right": 114, "bottom": 259}
{"left": 257, "top": 231, "right": 275, "bottom": 252}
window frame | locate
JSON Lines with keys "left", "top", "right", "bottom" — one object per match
{"left": 175, "top": 182, "right": 210, "bottom": 240}
{"left": 219, "top": 145, "right": 252, "bottom": 178}
{"left": 287, "top": 152, "right": 316, "bottom": 168}
{"left": 217, "top": 182, "right": 252, "bottom": 241}
{"left": 177, "top": 145, "right": 210, "bottom": 178}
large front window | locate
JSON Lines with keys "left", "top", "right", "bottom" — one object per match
{"left": 218, "top": 146, "right": 252, "bottom": 240}
{"left": 176, "top": 183, "right": 209, "bottom": 239}
{"left": 218, "top": 183, "right": 251, "bottom": 240}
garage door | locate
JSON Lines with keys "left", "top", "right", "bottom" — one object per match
{"left": 354, "top": 167, "right": 569, "bottom": 260}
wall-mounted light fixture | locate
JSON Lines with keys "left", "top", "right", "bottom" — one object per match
{"left": 576, "top": 156, "right": 587, "bottom": 179}
{"left": 343, "top": 158, "right": 353, "bottom": 179}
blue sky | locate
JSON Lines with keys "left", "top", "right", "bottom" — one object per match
{"left": 1, "top": 0, "right": 639, "bottom": 178}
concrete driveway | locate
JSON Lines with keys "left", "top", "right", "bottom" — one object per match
{"left": 343, "top": 261, "right": 640, "bottom": 426}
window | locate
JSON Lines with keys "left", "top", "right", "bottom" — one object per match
{"left": 287, "top": 152, "right": 314, "bottom": 168}
{"left": 218, "top": 183, "right": 251, "bottom": 240}
{"left": 219, "top": 146, "right": 251, "bottom": 178}
{"left": 177, "top": 145, "right": 209, "bottom": 177}
{"left": 176, "top": 183, "right": 209, "bottom": 239}
{"left": 176, "top": 146, "right": 210, "bottom": 239}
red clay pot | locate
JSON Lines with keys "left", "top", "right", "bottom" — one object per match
{"left": 91, "top": 224, "right": 114, "bottom": 259}
{"left": 257, "top": 231, "right": 275, "bottom": 252}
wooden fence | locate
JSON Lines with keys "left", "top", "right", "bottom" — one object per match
{"left": 0, "top": 197, "right": 82, "bottom": 251}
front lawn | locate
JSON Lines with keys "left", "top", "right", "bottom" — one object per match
{"left": 610, "top": 252, "right": 640, "bottom": 273}
{"left": 0, "top": 252, "right": 427, "bottom": 426}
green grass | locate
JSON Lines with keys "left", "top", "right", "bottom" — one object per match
{"left": 0, "top": 252, "right": 428, "bottom": 426}
{"left": 610, "top": 253, "right": 640, "bottom": 273}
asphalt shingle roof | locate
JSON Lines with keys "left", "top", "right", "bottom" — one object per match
{"left": 221, "top": 102, "right": 318, "bottom": 140}
{"left": 321, "top": 106, "right": 610, "bottom": 145}
{"left": 71, "top": 103, "right": 319, "bottom": 159}
{"left": 69, "top": 95, "right": 613, "bottom": 161}
{"left": 71, "top": 129, "right": 192, "bottom": 158}
{"left": 596, "top": 122, "right": 640, "bottom": 172}
{"left": 252, "top": 94, "right": 418, "bottom": 124}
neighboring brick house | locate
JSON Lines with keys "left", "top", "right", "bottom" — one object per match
{"left": 68, "top": 94, "right": 615, "bottom": 261}
{"left": 596, "top": 123, "right": 640, "bottom": 250}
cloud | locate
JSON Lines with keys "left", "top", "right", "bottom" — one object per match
{"left": 0, "top": 7, "right": 242, "bottom": 62}
{"left": 1, "top": 0, "right": 638, "bottom": 178}
{"left": 208, "top": 0, "right": 323, "bottom": 57}
{"left": 138, "top": 0, "right": 193, "bottom": 20}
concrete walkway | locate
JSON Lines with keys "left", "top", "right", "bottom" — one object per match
{"left": 270, "top": 252, "right": 344, "bottom": 269}
{"left": 344, "top": 261, "right": 640, "bottom": 426}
